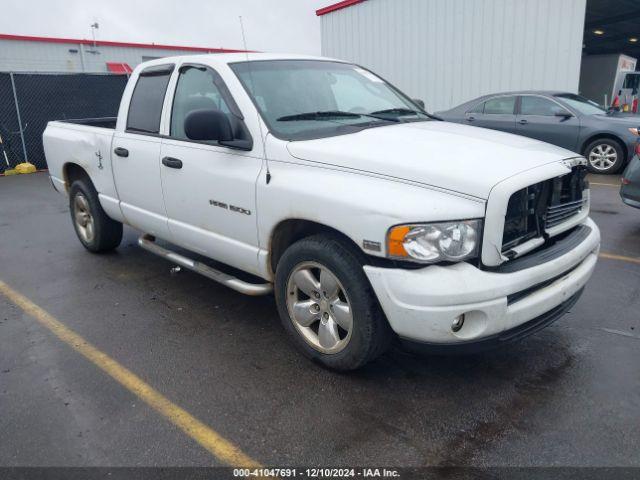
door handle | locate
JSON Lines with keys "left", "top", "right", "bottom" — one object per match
{"left": 114, "top": 147, "right": 129, "bottom": 157}
{"left": 466, "top": 116, "right": 475, "bottom": 122}
{"left": 162, "top": 157, "right": 183, "bottom": 169}
{"left": 519, "top": 119, "right": 528, "bottom": 125}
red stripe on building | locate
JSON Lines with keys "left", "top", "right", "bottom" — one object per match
{"left": 316, "top": 0, "right": 366, "bottom": 16}
{"left": 0, "top": 33, "right": 248, "bottom": 53}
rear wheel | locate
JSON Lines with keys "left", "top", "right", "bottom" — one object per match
{"left": 275, "top": 234, "right": 392, "bottom": 371}
{"left": 69, "top": 179, "right": 122, "bottom": 252}
{"left": 584, "top": 138, "right": 625, "bottom": 174}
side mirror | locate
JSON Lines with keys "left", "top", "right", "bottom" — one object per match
{"left": 555, "top": 110, "right": 573, "bottom": 118}
{"left": 184, "top": 109, "right": 233, "bottom": 142}
{"left": 413, "top": 98, "right": 426, "bottom": 110}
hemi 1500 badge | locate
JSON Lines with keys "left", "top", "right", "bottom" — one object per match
{"left": 209, "top": 199, "right": 251, "bottom": 216}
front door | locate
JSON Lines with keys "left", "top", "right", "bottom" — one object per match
{"left": 515, "top": 95, "right": 581, "bottom": 151}
{"left": 112, "top": 64, "right": 174, "bottom": 238}
{"left": 159, "top": 64, "right": 264, "bottom": 276}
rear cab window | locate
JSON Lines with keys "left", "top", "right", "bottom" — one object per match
{"left": 126, "top": 65, "right": 174, "bottom": 134}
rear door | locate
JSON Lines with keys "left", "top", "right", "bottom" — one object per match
{"left": 112, "top": 64, "right": 174, "bottom": 238}
{"left": 464, "top": 95, "right": 517, "bottom": 133}
{"left": 515, "top": 95, "right": 580, "bottom": 151}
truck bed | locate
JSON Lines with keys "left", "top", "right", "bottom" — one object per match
{"left": 43, "top": 117, "right": 118, "bottom": 201}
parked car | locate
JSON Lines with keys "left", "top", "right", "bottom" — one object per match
{"left": 437, "top": 91, "right": 640, "bottom": 174}
{"left": 43, "top": 54, "right": 600, "bottom": 370}
{"left": 621, "top": 146, "right": 640, "bottom": 209}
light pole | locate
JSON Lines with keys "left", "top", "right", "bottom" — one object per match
{"left": 90, "top": 22, "right": 99, "bottom": 49}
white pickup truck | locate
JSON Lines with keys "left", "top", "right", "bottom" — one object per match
{"left": 44, "top": 53, "right": 600, "bottom": 370}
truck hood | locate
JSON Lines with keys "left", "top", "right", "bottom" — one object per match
{"left": 286, "top": 121, "right": 576, "bottom": 199}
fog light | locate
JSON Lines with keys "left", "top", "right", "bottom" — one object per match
{"left": 451, "top": 314, "right": 465, "bottom": 332}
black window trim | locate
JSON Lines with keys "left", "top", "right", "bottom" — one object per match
{"left": 125, "top": 63, "right": 175, "bottom": 135}
{"left": 139, "top": 64, "right": 175, "bottom": 77}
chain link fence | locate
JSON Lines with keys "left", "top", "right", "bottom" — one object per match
{"left": 0, "top": 72, "right": 128, "bottom": 174}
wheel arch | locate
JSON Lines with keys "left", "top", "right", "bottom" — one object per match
{"left": 62, "top": 162, "right": 92, "bottom": 192}
{"left": 268, "top": 219, "right": 364, "bottom": 275}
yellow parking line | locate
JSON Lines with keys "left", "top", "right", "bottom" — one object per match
{"left": 599, "top": 252, "right": 640, "bottom": 265}
{"left": 0, "top": 279, "right": 261, "bottom": 468}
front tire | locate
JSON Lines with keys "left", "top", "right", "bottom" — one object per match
{"left": 584, "top": 138, "right": 625, "bottom": 174}
{"left": 275, "top": 234, "right": 392, "bottom": 371}
{"left": 69, "top": 178, "right": 122, "bottom": 253}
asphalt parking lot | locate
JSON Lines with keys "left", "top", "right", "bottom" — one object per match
{"left": 1, "top": 172, "right": 639, "bottom": 470}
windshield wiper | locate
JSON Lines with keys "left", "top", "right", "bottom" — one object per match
{"left": 276, "top": 110, "right": 398, "bottom": 122}
{"left": 371, "top": 108, "right": 421, "bottom": 116}
{"left": 371, "top": 107, "right": 443, "bottom": 121}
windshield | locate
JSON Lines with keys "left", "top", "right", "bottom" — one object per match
{"left": 230, "top": 60, "right": 430, "bottom": 140}
{"left": 554, "top": 93, "right": 606, "bottom": 115}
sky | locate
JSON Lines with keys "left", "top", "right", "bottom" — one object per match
{"left": 0, "top": 0, "right": 329, "bottom": 54}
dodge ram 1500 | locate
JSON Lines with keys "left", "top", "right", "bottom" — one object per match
{"left": 44, "top": 54, "right": 600, "bottom": 370}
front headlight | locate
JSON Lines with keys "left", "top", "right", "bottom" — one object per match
{"left": 387, "top": 219, "right": 482, "bottom": 263}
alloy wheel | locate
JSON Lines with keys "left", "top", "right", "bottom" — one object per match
{"left": 588, "top": 144, "right": 617, "bottom": 171}
{"left": 73, "top": 193, "right": 95, "bottom": 243}
{"left": 286, "top": 261, "right": 353, "bottom": 354}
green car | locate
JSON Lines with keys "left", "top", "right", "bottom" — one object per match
{"left": 621, "top": 152, "right": 640, "bottom": 209}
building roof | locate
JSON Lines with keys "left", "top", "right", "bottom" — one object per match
{"left": 0, "top": 33, "right": 248, "bottom": 53}
{"left": 316, "top": 0, "right": 367, "bottom": 16}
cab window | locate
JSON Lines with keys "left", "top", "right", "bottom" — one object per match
{"left": 170, "top": 66, "right": 232, "bottom": 140}
{"left": 126, "top": 65, "right": 173, "bottom": 134}
{"left": 483, "top": 96, "right": 516, "bottom": 115}
{"left": 520, "top": 96, "right": 565, "bottom": 116}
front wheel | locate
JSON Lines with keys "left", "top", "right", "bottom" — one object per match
{"left": 584, "top": 138, "right": 625, "bottom": 174}
{"left": 275, "top": 234, "right": 392, "bottom": 371}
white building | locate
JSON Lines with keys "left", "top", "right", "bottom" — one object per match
{"left": 0, "top": 33, "right": 247, "bottom": 74}
{"left": 318, "top": 0, "right": 587, "bottom": 112}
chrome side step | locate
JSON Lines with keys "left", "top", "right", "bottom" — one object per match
{"left": 138, "top": 234, "right": 273, "bottom": 296}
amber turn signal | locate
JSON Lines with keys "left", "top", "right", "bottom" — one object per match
{"left": 387, "top": 225, "right": 411, "bottom": 257}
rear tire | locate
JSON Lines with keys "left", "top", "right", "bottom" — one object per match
{"left": 275, "top": 234, "right": 392, "bottom": 371}
{"left": 69, "top": 178, "right": 122, "bottom": 253}
{"left": 584, "top": 138, "right": 625, "bottom": 174}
